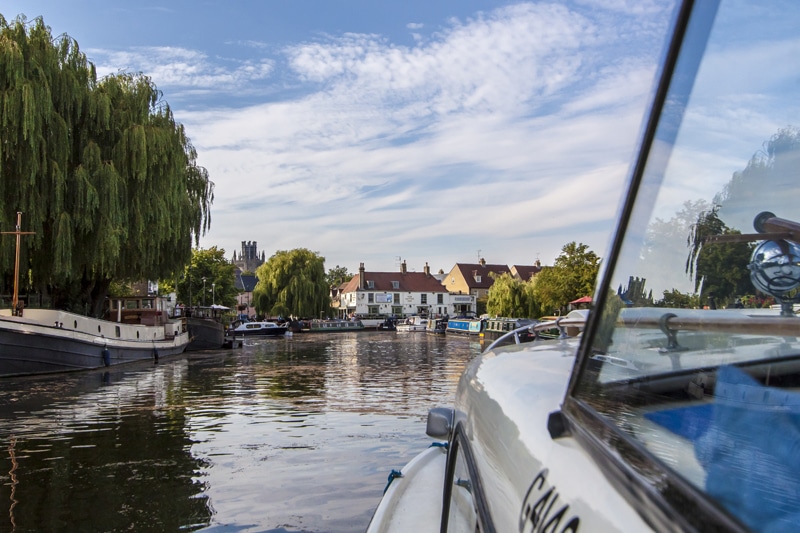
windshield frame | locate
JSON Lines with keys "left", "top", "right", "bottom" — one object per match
{"left": 555, "top": 0, "right": 753, "bottom": 530}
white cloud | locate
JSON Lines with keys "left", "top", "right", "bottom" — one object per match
{"left": 116, "top": 2, "right": 671, "bottom": 271}
{"left": 88, "top": 46, "right": 274, "bottom": 91}
{"left": 575, "top": 0, "right": 669, "bottom": 16}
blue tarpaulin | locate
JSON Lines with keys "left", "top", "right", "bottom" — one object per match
{"left": 646, "top": 365, "right": 800, "bottom": 532}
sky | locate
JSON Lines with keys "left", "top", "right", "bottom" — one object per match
{"left": 2, "top": 0, "right": 677, "bottom": 275}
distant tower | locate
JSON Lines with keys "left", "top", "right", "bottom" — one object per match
{"left": 233, "top": 241, "right": 265, "bottom": 273}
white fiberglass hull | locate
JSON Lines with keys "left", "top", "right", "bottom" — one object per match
{"left": 367, "top": 444, "right": 447, "bottom": 533}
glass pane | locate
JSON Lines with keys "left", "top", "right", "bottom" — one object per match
{"left": 575, "top": 1, "right": 800, "bottom": 531}
{"left": 447, "top": 442, "right": 478, "bottom": 532}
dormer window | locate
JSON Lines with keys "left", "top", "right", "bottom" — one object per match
{"left": 474, "top": 275, "right": 481, "bottom": 283}
{"left": 392, "top": 281, "right": 399, "bottom": 289}
{"left": 367, "top": 280, "right": 374, "bottom": 289}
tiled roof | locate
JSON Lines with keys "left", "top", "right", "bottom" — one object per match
{"left": 235, "top": 273, "right": 258, "bottom": 292}
{"left": 341, "top": 271, "right": 447, "bottom": 293}
{"left": 454, "top": 263, "right": 511, "bottom": 289}
{"left": 511, "top": 264, "right": 542, "bottom": 280}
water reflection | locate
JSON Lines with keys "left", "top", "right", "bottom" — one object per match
{"left": 0, "top": 333, "right": 479, "bottom": 532}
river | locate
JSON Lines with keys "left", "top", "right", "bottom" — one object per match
{"left": 0, "top": 332, "right": 483, "bottom": 532}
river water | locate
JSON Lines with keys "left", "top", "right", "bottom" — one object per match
{"left": 0, "top": 332, "right": 483, "bottom": 532}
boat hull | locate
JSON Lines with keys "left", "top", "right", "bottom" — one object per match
{"left": 481, "top": 318, "right": 536, "bottom": 342}
{"left": 0, "top": 309, "right": 189, "bottom": 376}
{"left": 395, "top": 325, "right": 427, "bottom": 332}
{"left": 425, "top": 320, "right": 447, "bottom": 334}
{"left": 229, "top": 328, "right": 288, "bottom": 337}
{"left": 186, "top": 317, "right": 226, "bottom": 350}
{"left": 445, "top": 318, "right": 484, "bottom": 335}
{"left": 397, "top": 316, "right": 428, "bottom": 332}
{"left": 305, "top": 319, "right": 365, "bottom": 332}
{"left": 366, "top": 445, "right": 446, "bottom": 533}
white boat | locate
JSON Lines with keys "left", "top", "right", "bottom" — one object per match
{"left": 357, "top": 317, "right": 386, "bottom": 329}
{"left": 227, "top": 320, "right": 288, "bottom": 337}
{"left": 367, "top": 2, "right": 800, "bottom": 531}
{"left": 0, "top": 296, "right": 189, "bottom": 377}
{"left": 396, "top": 316, "right": 428, "bottom": 332}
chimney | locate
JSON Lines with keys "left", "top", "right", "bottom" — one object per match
{"left": 359, "top": 262, "right": 365, "bottom": 290}
{"left": 479, "top": 257, "right": 486, "bottom": 267}
{"left": 424, "top": 262, "right": 430, "bottom": 276}
{"left": 535, "top": 259, "right": 541, "bottom": 267}
{"left": 401, "top": 260, "right": 407, "bottom": 274}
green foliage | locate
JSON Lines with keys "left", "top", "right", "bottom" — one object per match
{"left": 687, "top": 207, "right": 753, "bottom": 307}
{"left": 253, "top": 249, "right": 330, "bottom": 318}
{"left": 326, "top": 265, "right": 352, "bottom": 288}
{"left": 174, "top": 247, "right": 237, "bottom": 308}
{"left": 716, "top": 127, "right": 800, "bottom": 233}
{"left": 655, "top": 289, "right": 701, "bottom": 309}
{"left": 486, "top": 273, "right": 537, "bottom": 317}
{"left": 532, "top": 242, "right": 600, "bottom": 316}
{"left": 0, "top": 16, "right": 213, "bottom": 314}
{"left": 107, "top": 279, "right": 135, "bottom": 298}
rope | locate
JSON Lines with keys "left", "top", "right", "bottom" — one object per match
{"left": 383, "top": 469, "right": 404, "bottom": 494}
{"left": 382, "top": 443, "right": 447, "bottom": 494}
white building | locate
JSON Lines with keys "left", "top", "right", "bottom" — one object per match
{"left": 336, "top": 261, "right": 474, "bottom": 318}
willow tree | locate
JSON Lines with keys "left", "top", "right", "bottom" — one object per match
{"left": 0, "top": 16, "right": 213, "bottom": 314}
{"left": 686, "top": 207, "right": 752, "bottom": 308}
{"left": 486, "top": 273, "right": 536, "bottom": 318}
{"left": 253, "top": 249, "right": 330, "bottom": 318}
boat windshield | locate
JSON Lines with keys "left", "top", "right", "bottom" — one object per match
{"left": 572, "top": 1, "right": 800, "bottom": 530}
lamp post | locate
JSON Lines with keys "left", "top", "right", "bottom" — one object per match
{"left": 212, "top": 282, "right": 216, "bottom": 305}
{"left": 202, "top": 277, "right": 207, "bottom": 307}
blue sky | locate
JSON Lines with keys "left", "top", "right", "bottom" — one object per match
{"left": 3, "top": 0, "right": 676, "bottom": 274}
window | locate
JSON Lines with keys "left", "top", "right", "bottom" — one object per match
{"left": 421, "top": 294, "right": 427, "bottom": 304}
{"left": 447, "top": 443, "right": 477, "bottom": 531}
{"left": 367, "top": 280, "right": 374, "bottom": 289}
{"left": 368, "top": 306, "right": 379, "bottom": 314}
{"left": 393, "top": 293, "right": 400, "bottom": 304}
{"left": 437, "top": 294, "right": 444, "bottom": 304}
{"left": 566, "top": 2, "right": 800, "bottom": 530}
{"left": 442, "top": 426, "right": 494, "bottom": 532}
{"left": 368, "top": 293, "right": 374, "bottom": 303}
{"left": 474, "top": 275, "right": 481, "bottom": 283}
{"left": 391, "top": 306, "right": 403, "bottom": 315}
{"left": 392, "top": 281, "right": 399, "bottom": 289}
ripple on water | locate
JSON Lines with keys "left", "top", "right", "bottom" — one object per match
{"left": 0, "top": 333, "right": 482, "bottom": 532}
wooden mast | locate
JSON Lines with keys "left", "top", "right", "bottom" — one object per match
{"left": 1, "top": 212, "right": 35, "bottom": 314}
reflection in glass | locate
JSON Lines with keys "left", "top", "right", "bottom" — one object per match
{"left": 575, "top": 1, "right": 800, "bottom": 531}
{"left": 447, "top": 441, "right": 477, "bottom": 532}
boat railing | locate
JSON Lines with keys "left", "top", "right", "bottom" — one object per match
{"left": 483, "top": 315, "right": 587, "bottom": 352}
{"left": 617, "top": 310, "right": 800, "bottom": 337}
{"left": 484, "top": 308, "right": 800, "bottom": 356}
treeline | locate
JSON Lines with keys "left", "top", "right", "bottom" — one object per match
{"left": 0, "top": 16, "right": 213, "bottom": 315}
{"left": 486, "top": 242, "right": 600, "bottom": 318}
